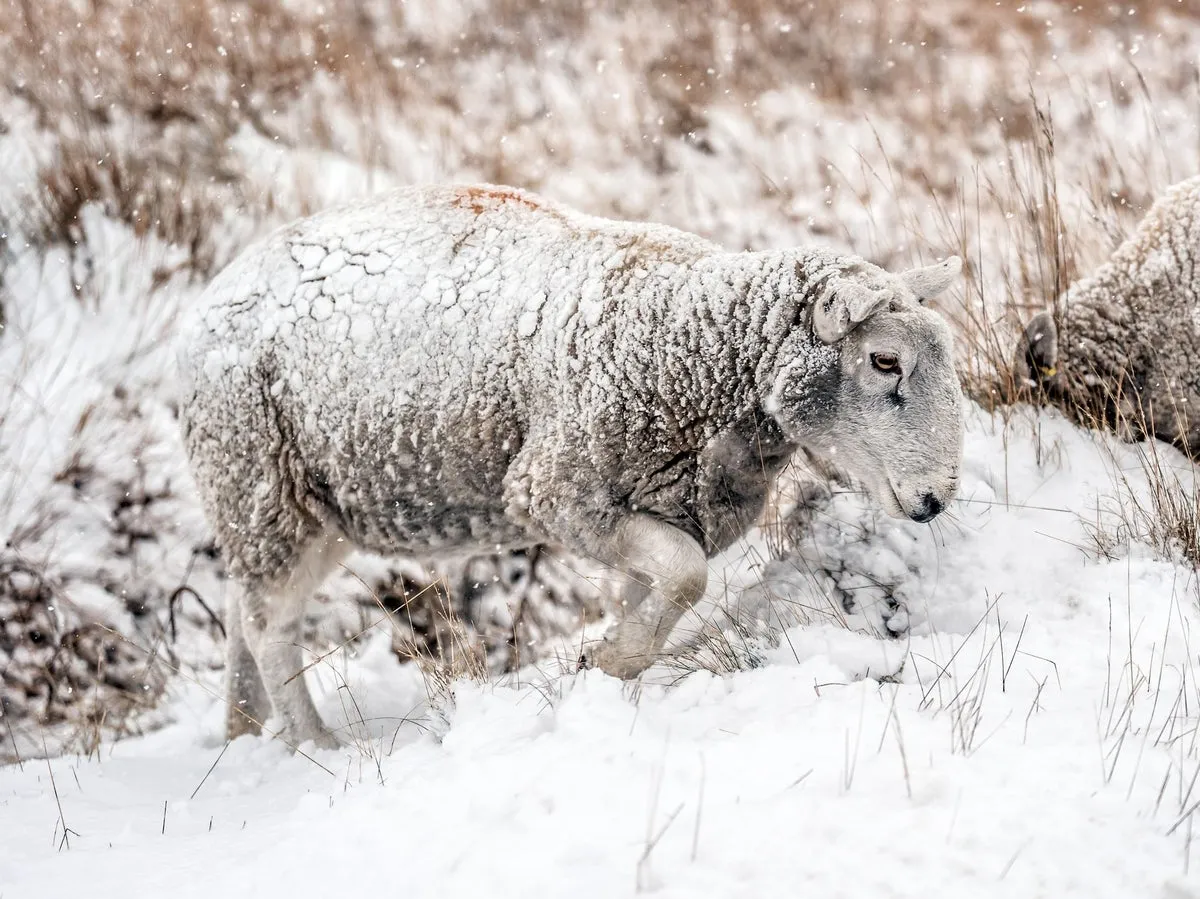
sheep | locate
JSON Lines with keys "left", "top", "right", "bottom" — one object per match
{"left": 1015, "top": 175, "right": 1200, "bottom": 454}
{"left": 177, "top": 184, "right": 965, "bottom": 748}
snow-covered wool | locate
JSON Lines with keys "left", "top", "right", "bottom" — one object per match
{"left": 177, "top": 184, "right": 964, "bottom": 747}
{"left": 1016, "top": 175, "right": 1200, "bottom": 453}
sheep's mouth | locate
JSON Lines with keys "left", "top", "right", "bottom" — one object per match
{"left": 878, "top": 481, "right": 908, "bottom": 520}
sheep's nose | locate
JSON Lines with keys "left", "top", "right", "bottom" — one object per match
{"left": 908, "top": 493, "right": 944, "bottom": 523}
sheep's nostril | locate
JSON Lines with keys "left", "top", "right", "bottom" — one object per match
{"left": 909, "top": 493, "right": 943, "bottom": 523}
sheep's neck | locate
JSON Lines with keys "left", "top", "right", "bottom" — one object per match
{"left": 647, "top": 250, "right": 816, "bottom": 440}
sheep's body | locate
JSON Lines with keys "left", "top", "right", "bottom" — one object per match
{"left": 1019, "top": 176, "right": 1200, "bottom": 452}
{"left": 179, "top": 184, "right": 963, "bottom": 747}
{"left": 185, "top": 186, "right": 821, "bottom": 576}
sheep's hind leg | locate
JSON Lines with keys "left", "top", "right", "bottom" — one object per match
{"left": 240, "top": 532, "right": 349, "bottom": 750}
{"left": 225, "top": 591, "right": 271, "bottom": 739}
{"left": 579, "top": 514, "right": 708, "bottom": 679}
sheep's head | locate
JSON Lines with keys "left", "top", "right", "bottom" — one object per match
{"left": 770, "top": 256, "right": 964, "bottom": 523}
{"left": 1013, "top": 311, "right": 1062, "bottom": 393}
{"left": 1014, "top": 310, "right": 1200, "bottom": 454}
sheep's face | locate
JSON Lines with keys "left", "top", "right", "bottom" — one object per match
{"left": 1015, "top": 310, "right": 1200, "bottom": 453}
{"left": 828, "top": 304, "right": 964, "bottom": 521}
{"left": 772, "top": 258, "right": 964, "bottom": 522}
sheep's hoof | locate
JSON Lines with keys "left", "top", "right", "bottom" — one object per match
{"left": 578, "top": 639, "right": 649, "bottom": 680}
{"left": 305, "top": 731, "right": 343, "bottom": 753}
{"left": 275, "top": 726, "right": 342, "bottom": 753}
{"left": 226, "top": 710, "right": 264, "bottom": 742}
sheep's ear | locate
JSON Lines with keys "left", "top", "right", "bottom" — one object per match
{"left": 901, "top": 256, "right": 962, "bottom": 302}
{"left": 1014, "top": 311, "right": 1059, "bottom": 384}
{"left": 812, "top": 280, "right": 888, "bottom": 344}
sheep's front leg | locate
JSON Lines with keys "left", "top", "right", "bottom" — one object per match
{"left": 579, "top": 514, "right": 708, "bottom": 678}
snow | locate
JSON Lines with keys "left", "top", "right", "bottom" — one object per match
{"left": 5, "top": 407, "right": 1200, "bottom": 896}
{"left": 6, "top": 1, "right": 1200, "bottom": 894}
{"left": 7, "top": 205, "right": 1193, "bottom": 893}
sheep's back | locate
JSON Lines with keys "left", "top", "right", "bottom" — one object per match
{"left": 1054, "top": 175, "right": 1200, "bottom": 453}
{"left": 177, "top": 184, "right": 720, "bottom": 555}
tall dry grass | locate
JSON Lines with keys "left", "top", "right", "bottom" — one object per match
{"left": 3, "top": 0, "right": 1173, "bottom": 270}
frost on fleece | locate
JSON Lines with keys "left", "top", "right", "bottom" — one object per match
{"left": 181, "top": 184, "right": 859, "bottom": 579}
{"left": 177, "top": 184, "right": 961, "bottom": 726}
{"left": 1019, "top": 175, "right": 1200, "bottom": 453}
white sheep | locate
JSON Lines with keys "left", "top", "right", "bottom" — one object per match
{"left": 1016, "top": 175, "right": 1200, "bottom": 453}
{"left": 177, "top": 184, "right": 964, "bottom": 748}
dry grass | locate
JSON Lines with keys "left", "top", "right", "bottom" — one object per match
{"left": 29, "top": 132, "right": 234, "bottom": 278}
{"left": 0, "top": 550, "right": 168, "bottom": 761}
{"left": 1081, "top": 420, "right": 1200, "bottom": 569}
{"left": 0, "top": 0, "right": 405, "bottom": 269}
{"left": 4, "top": 0, "right": 395, "bottom": 134}
{"left": 1, "top": 0, "right": 1171, "bottom": 272}
{"left": 953, "top": 98, "right": 1082, "bottom": 407}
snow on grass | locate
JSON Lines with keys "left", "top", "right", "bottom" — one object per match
{"left": 6, "top": 1, "right": 1200, "bottom": 893}
{"left": 3, "top": 407, "right": 1200, "bottom": 897}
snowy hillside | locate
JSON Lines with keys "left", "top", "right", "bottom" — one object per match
{"left": 6, "top": 411, "right": 1200, "bottom": 896}
{"left": 4, "top": 0, "right": 1200, "bottom": 894}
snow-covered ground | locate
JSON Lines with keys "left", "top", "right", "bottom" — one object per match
{"left": 6, "top": 0, "right": 1200, "bottom": 895}
{"left": 5, "top": 407, "right": 1200, "bottom": 896}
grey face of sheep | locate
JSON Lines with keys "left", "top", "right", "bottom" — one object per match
{"left": 1014, "top": 312, "right": 1061, "bottom": 389}
{"left": 1014, "top": 311, "right": 1200, "bottom": 450}
{"left": 774, "top": 258, "right": 965, "bottom": 522}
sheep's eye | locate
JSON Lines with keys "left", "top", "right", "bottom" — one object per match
{"left": 871, "top": 352, "right": 900, "bottom": 374}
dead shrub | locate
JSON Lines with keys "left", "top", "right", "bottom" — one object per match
{"left": 26, "top": 131, "right": 234, "bottom": 276}
{"left": 0, "top": 551, "right": 168, "bottom": 760}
